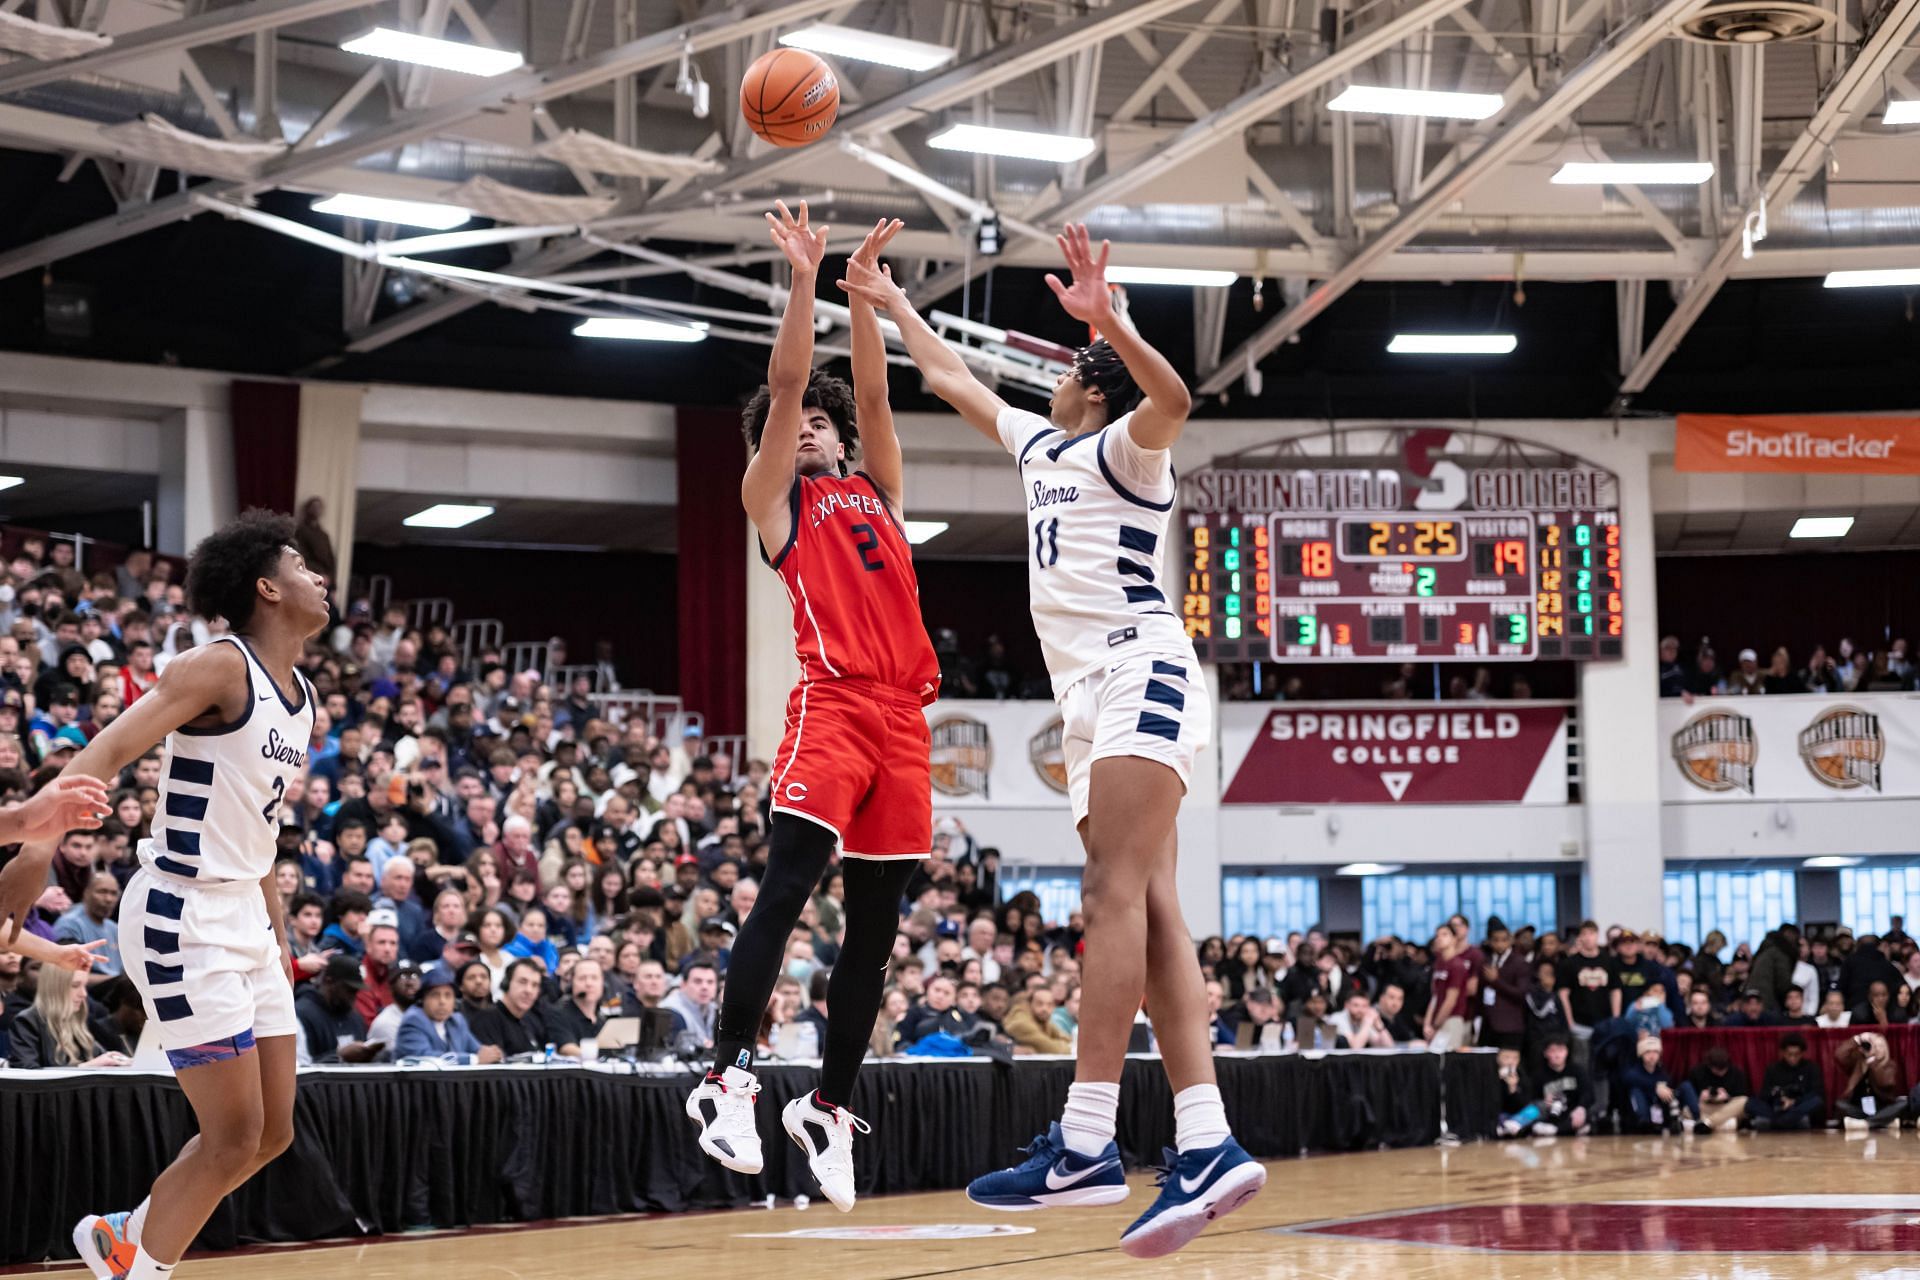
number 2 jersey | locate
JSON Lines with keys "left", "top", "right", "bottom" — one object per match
{"left": 141, "top": 633, "right": 315, "bottom": 884}
{"left": 766, "top": 470, "right": 940, "bottom": 703}
{"left": 997, "top": 406, "right": 1197, "bottom": 699}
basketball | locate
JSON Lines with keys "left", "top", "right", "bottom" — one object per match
{"left": 740, "top": 47, "right": 839, "bottom": 148}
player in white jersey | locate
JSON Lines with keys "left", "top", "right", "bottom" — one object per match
{"left": 0, "top": 511, "right": 329, "bottom": 1280}
{"left": 842, "top": 224, "right": 1262, "bottom": 1257}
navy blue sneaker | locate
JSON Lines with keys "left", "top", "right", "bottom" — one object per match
{"left": 1118, "top": 1137, "right": 1266, "bottom": 1258}
{"left": 966, "top": 1123, "right": 1130, "bottom": 1210}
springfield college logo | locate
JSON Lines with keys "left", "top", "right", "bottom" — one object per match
{"left": 929, "top": 716, "right": 992, "bottom": 798}
{"left": 1798, "top": 705, "right": 1885, "bottom": 791}
{"left": 1671, "top": 710, "right": 1757, "bottom": 793}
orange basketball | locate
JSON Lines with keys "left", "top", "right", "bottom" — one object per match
{"left": 741, "top": 48, "right": 839, "bottom": 148}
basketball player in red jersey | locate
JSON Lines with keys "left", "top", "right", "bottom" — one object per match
{"left": 686, "top": 204, "right": 938, "bottom": 1212}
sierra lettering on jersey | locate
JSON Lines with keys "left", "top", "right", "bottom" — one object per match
{"left": 261, "top": 728, "right": 307, "bottom": 767}
{"left": 1030, "top": 479, "right": 1081, "bottom": 511}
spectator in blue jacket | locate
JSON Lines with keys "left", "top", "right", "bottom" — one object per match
{"left": 396, "top": 968, "right": 501, "bottom": 1064}
{"left": 503, "top": 904, "right": 560, "bottom": 975}
{"left": 1625, "top": 981, "right": 1675, "bottom": 1040}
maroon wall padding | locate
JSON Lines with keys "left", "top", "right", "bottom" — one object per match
{"left": 229, "top": 380, "right": 299, "bottom": 515}
{"left": 675, "top": 406, "right": 748, "bottom": 735}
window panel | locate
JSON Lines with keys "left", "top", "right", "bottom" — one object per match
{"left": 1662, "top": 869, "right": 1798, "bottom": 950}
{"left": 1361, "top": 873, "right": 1556, "bottom": 941}
{"left": 1839, "top": 865, "right": 1920, "bottom": 937}
{"left": 1221, "top": 874, "right": 1322, "bottom": 940}
{"left": 1001, "top": 871, "right": 1083, "bottom": 930}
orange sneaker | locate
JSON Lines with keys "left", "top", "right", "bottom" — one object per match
{"left": 72, "top": 1212, "right": 136, "bottom": 1280}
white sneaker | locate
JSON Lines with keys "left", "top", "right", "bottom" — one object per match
{"left": 784, "top": 1091, "right": 871, "bottom": 1212}
{"left": 687, "top": 1066, "right": 765, "bottom": 1173}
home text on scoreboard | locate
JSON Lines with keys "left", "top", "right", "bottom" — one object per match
{"left": 1177, "top": 429, "right": 1625, "bottom": 664}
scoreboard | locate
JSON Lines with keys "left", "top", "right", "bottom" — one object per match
{"left": 1178, "top": 429, "right": 1625, "bottom": 664}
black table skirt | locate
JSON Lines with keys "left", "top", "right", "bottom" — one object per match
{"left": 0, "top": 1051, "right": 1497, "bottom": 1263}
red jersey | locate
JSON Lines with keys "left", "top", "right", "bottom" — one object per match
{"left": 766, "top": 470, "right": 940, "bottom": 702}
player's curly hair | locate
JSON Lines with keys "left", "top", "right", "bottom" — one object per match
{"left": 1071, "top": 338, "right": 1144, "bottom": 420}
{"left": 185, "top": 508, "right": 297, "bottom": 629}
{"left": 741, "top": 369, "right": 859, "bottom": 470}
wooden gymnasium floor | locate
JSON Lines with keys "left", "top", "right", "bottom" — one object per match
{"left": 26, "top": 1132, "right": 1920, "bottom": 1278}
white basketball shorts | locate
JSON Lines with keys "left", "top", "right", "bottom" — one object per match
{"left": 1059, "top": 652, "right": 1212, "bottom": 826}
{"left": 121, "top": 864, "right": 298, "bottom": 1056}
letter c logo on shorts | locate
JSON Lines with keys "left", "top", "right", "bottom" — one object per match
{"left": 785, "top": 782, "right": 809, "bottom": 801}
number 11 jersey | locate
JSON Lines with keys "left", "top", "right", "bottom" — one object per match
{"left": 766, "top": 470, "right": 940, "bottom": 703}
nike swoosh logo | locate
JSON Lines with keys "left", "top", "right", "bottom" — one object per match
{"left": 259, "top": 694, "right": 275, "bottom": 701}
{"left": 1045, "top": 1158, "right": 1117, "bottom": 1190}
{"left": 1179, "top": 1152, "right": 1227, "bottom": 1195}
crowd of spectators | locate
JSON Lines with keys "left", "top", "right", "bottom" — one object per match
{"left": 1659, "top": 634, "right": 1916, "bottom": 697}
{"left": 0, "top": 527, "right": 1913, "bottom": 1151}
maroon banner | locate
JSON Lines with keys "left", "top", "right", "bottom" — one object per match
{"left": 1223, "top": 704, "right": 1566, "bottom": 804}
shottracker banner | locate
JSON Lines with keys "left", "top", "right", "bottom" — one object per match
{"left": 1675, "top": 413, "right": 1920, "bottom": 475}
{"left": 1218, "top": 703, "right": 1569, "bottom": 805}
{"left": 1659, "top": 693, "right": 1920, "bottom": 802}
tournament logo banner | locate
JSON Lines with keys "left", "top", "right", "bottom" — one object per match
{"left": 928, "top": 716, "right": 992, "bottom": 798}
{"left": 1028, "top": 717, "right": 1069, "bottom": 795}
{"left": 1671, "top": 709, "right": 1758, "bottom": 794}
{"left": 1658, "top": 694, "right": 1919, "bottom": 802}
{"left": 1798, "top": 705, "right": 1885, "bottom": 791}
{"left": 1220, "top": 704, "right": 1568, "bottom": 804}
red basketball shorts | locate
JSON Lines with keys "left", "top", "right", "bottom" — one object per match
{"left": 769, "top": 678, "right": 931, "bottom": 859}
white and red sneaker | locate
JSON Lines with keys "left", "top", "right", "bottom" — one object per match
{"left": 686, "top": 1065, "right": 765, "bottom": 1174}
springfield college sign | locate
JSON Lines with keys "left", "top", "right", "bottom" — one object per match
{"left": 1222, "top": 705, "right": 1569, "bottom": 804}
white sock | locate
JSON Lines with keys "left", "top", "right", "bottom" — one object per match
{"left": 1174, "top": 1084, "right": 1230, "bottom": 1152}
{"left": 126, "top": 1249, "right": 175, "bottom": 1280}
{"left": 127, "top": 1197, "right": 151, "bottom": 1245}
{"left": 1059, "top": 1081, "right": 1121, "bottom": 1157}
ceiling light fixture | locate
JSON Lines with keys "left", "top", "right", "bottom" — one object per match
{"left": 1387, "top": 333, "right": 1518, "bottom": 354}
{"left": 311, "top": 194, "right": 472, "bottom": 230}
{"left": 1105, "top": 266, "right": 1238, "bottom": 287}
{"left": 403, "top": 503, "right": 495, "bottom": 529}
{"left": 1802, "top": 855, "right": 1864, "bottom": 868}
{"left": 928, "top": 123, "right": 1096, "bottom": 163}
{"left": 1824, "top": 267, "right": 1920, "bottom": 288}
{"left": 1336, "top": 862, "right": 1406, "bottom": 876}
{"left": 902, "top": 521, "right": 949, "bottom": 545}
{"left": 1789, "top": 515, "right": 1853, "bottom": 539}
{"left": 779, "top": 24, "right": 956, "bottom": 71}
{"left": 1551, "top": 161, "right": 1715, "bottom": 185}
{"left": 1327, "top": 85, "right": 1502, "bottom": 120}
{"left": 1884, "top": 100, "right": 1920, "bottom": 125}
{"left": 573, "top": 317, "right": 709, "bottom": 343}
{"left": 0, "top": 476, "right": 23, "bottom": 492}
{"left": 340, "top": 27, "right": 524, "bottom": 76}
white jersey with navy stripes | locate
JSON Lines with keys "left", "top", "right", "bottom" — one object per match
{"left": 141, "top": 634, "right": 315, "bottom": 885}
{"left": 996, "top": 406, "right": 1198, "bottom": 699}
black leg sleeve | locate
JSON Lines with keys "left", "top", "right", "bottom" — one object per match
{"left": 710, "top": 814, "right": 837, "bottom": 1075}
{"left": 818, "top": 856, "right": 917, "bottom": 1107}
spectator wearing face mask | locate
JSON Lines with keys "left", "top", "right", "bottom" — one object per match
{"left": 1625, "top": 981, "right": 1675, "bottom": 1040}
